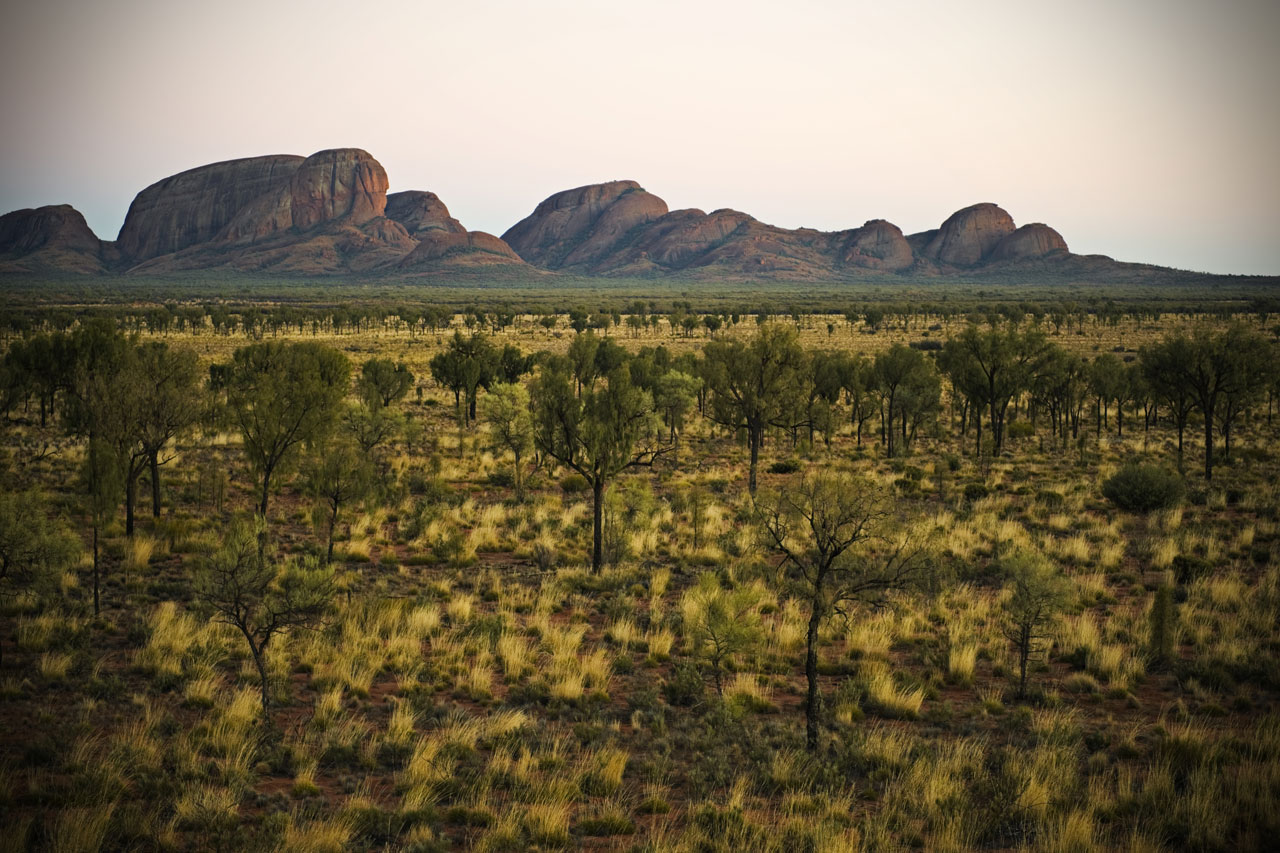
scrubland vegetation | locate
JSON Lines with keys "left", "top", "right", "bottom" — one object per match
{"left": 1, "top": 295, "right": 1279, "bottom": 851}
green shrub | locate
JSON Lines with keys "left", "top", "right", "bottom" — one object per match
{"left": 768, "top": 459, "right": 802, "bottom": 475}
{"left": 559, "top": 473, "right": 589, "bottom": 494}
{"left": 1101, "top": 464, "right": 1184, "bottom": 512}
{"left": 964, "top": 483, "right": 990, "bottom": 503}
{"left": 662, "top": 661, "right": 705, "bottom": 707}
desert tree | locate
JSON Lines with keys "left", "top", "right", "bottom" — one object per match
{"left": 193, "top": 518, "right": 334, "bottom": 713}
{"left": 839, "top": 354, "right": 876, "bottom": 447}
{"left": 134, "top": 342, "right": 203, "bottom": 520}
{"left": 303, "top": 438, "right": 373, "bottom": 563}
{"left": 702, "top": 324, "right": 809, "bottom": 494}
{"left": 652, "top": 370, "right": 701, "bottom": 466}
{"left": 940, "top": 323, "right": 1048, "bottom": 456}
{"left": 343, "top": 399, "right": 404, "bottom": 459}
{"left": 224, "top": 341, "right": 350, "bottom": 517}
{"left": 1088, "top": 353, "right": 1127, "bottom": 437}
{"left": 683, "top": 573, "right": 765, "bottom": 695}
{"left": 480, "top": 381, "right": 534, "bottom": 500}
{"left": 429, "top": 331, "right": 503, "bottom": 428}
{"left": 1000, "top": 550, "right": 1072, "bottom": 700}
{"left": 1139, "top": 334, "right": 1197, "bottom": 470}
{"left": 0, "top": 490, "right": 77, "bottom": 666}
{"left": 1213, "top": 327, "right": 1272, "bottom": 462}
{"left": 356, "top": 357, "right": 413, "bottom": 409}
{"left": 532, "top": 363, "right": 667, "bottom": 573}
{"left": 755, "top": 472, "right": 931, "bottom": 750}
{"left": 567, "top": 331, "right": 601, "bottom": 396}
{"left": 81, "top": 438, "right": 123, "bottom": 616}
{"left": 1154, "top": 326, "right": 1270, "bottom": 481}
{"left": 872, "top": 345, "right": 941, "bottom": 457}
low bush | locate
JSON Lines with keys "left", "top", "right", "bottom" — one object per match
{"left": 768, "top": 459, "right": 802, "bottom": 475}
{"left": 1102, "top": 464, "right": 1184, "bottom": 512}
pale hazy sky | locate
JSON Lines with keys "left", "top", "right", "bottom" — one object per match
{"left": 2, "top": 0, "right": 1277, "bottom": 275}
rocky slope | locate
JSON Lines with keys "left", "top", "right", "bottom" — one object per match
{"left": 501, "top": 184, "right": 1069, "bottom": 279}
{"left": 0, "top": 152, "right": 1245, "bottom": 283}
{"left": 0, "top": 148, "right": 524, "bottom": 275}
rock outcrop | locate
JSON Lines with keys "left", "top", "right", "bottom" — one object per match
{"left": 836, "top": 220, "right": 914, "bottom": 271}
{"left": 987, "top": 223, "right": 1068, "bottom": 262}
{"left": 4, "top": 155, "right": 1189, "bottom": 282}
{"left": 95, "top": 148, "right": 524, "bottom": 273}
{"left": 501, "top": 181, "right": 668, "bottom": 269}
{"left": 503, "top": 185, "right": 1040, "bottom": 278}
{"left": 117, "top": 154, "right": 306, "bottom": 261}
{"left": 0, "top": 204, "right": 108, "bottom": 273}
{"left": 386, "top": 191, "right": 467, "bottom": 236}
{"left": 920, "top": 203, "right": 1017, "bottom": 267}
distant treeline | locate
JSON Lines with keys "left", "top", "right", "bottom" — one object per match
{"left": 3, "top": 294, "right": 1280, "bottom": 340}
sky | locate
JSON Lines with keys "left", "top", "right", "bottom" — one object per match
{"left": 1, "top": 0, "right": 1277, "bottom": 275}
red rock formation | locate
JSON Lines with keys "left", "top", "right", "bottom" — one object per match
{"left": 501, "top": 180, "right": 668, "bottom": 268}
{"left": 288, "top": 148, "right": 387, "bottom": 229}
{"left": 921, "top": 203, "right": 1017, "bottom": 266}
{"left": 837, "top": 219, "right": 914, "bottom": 271}
{"left": 0, "top": 205, "right": 106, "bottom": 273}
{"left": 987, "top": 223, "right": 1068, "bottom": 261}
{"left": 2, "top": 159, "right": 1123, "bottom": 280}
{"left": 117, "top": 154, "right": 305, "bottom": 261}
{"left": 386, "top": 190, "right": 467, "bottom": 235}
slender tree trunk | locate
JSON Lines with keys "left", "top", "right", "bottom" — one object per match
{"left": 259, "top": 466, "right": 272, "bottom": 518}
{"left": 92, "top": 523, "right": 101, "bottom": 617}
{"left": 805, "top": 599, "right": 823, "bottom": 752}
{"left": 326, "top": 504, "right": 338, "bottom": 563}
{"left": 513, "top": 449, "right": 524, "bottom": 501}
{"left": 1204, "top": 409, "right": 1215, "bottom": 482}
{"left": 1017, "top": 625, "right": 1030, "bottom": 700}
{"left": 1176, "top": 419, "right": 1185, "bottom": 472}
{"left": 150, "top": 452, "right": 162, "bottom": 518}
{"left": 125, "top": 472, "right": 137, "bottom": 537}
{"left": 748, "top": 426, "right": 761, "bottom": 495}
{"left": 249, "top": 638, "right": 271, "bottom": 713}
{"left": 591, "top": 478, "right": 604, "bottom": 574}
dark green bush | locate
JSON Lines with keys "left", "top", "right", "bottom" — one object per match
{"left": 559, "top": 473, "right": 589, "bottom": 494}
{"left": 768, "top": 459, "right": 802, "bottom": 475}
{"left": 662, "top": 661, "right": 705, "bottom": 707}
{"left": 1101, "top": 464, "right": 1184, "bottom": 512}
{"left": 964, "top": 483, "right": 990, "bottom": 503}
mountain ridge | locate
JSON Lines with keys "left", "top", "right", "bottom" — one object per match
{"left": 0, "top": 148, "right": 1267, "bottom": 284}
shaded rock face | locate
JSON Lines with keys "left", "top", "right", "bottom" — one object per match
{"left": 501, "top": 183, "right": 1081, "bottom": 279}
{"left": 837, "top": 219, "right": 913, "bottom": 271}
{"left": 988, "top": 223, "right": 1068, "bottom": 262}
{"left": 921, "top": 202, "right": 1016, "bottom": 266}
{"left": 0, "top": 205, "right": 105, "bottom": 273}
{"left": 202, "top": 148, "right": 388, "bottom": 246}
{"left": 399, "top": 229, "right": 521, "bottom": 266}
{"left": 501, "top": 180, "right": 669, "bottom": 268}
{"left": 117, "top": 154, "right": 305, "bottom": 261}
{"left": 289, "top": 148, "right": 387, "bottom": 229}
{"left": 4, "top": 158, "right": 1099, "bottom": 279}
{"left": 386, "top": 191, "right": 466, "bottom": 235}
{"left": 101, "top": 148, "right": 524, "bottom": 273}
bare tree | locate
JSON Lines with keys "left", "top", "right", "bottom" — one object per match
{"left": 193, "top": 519, "right": 334, "bottom": 712}
{"left": 756, "top": 473, "right": 931, "bottom": 750}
